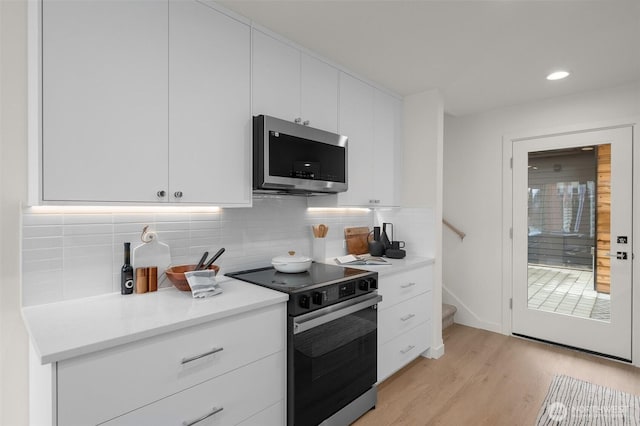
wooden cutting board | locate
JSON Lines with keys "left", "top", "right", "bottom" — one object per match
{"left": 344, "top": 227, "right": 370, "bottom": 255}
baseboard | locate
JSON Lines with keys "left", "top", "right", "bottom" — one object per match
{"left": 422, "top": 342, "right": 444, "bottom": 359}
{"left": 442, "top": 284, "right": 503, "bottom": 334}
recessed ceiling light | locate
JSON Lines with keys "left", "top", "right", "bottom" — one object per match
{"left": 546, "top": 70, "right": 570, "bottom": 81}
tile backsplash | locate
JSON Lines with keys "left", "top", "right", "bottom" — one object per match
{"left": 21, "top": 196, "right": 373, "bottom": 306}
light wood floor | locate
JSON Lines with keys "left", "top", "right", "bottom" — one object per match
{"left": 354, "top": 324, "right": 640, "bottom": 425}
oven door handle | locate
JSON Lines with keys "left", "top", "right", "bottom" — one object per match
{"left": 293, "top": 293, "right": 382, "bottom": 334}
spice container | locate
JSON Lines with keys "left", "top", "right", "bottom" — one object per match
{"left": 148, "top": 267, "right": 158, "bottom": 292}
{"left": 135, "top": 267, "right": 148, "bottom": 294}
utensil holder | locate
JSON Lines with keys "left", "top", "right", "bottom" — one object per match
{"left": 312, "top": 238, "right": 326, "bottom": 262}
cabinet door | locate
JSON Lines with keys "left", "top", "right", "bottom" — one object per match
{"left": 169, "top": 1, "right": 251, "bottom": 205}
{"left": 373, "top": 90, "right": 402, "bottom": 207}
{"left": 300, "top": 54, "right": 338, "bottom": 133}
{"left": 252, "top": 30, "right": 300, "bottom": 122}
{"left": 337, "top": 73, "right": 374, "bottom": 206}
{"left": 42, "top": 0, "right": 168, "bottom": 202}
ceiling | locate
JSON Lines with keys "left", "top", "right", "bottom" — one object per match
{"left": 219, "top": 0, "right": 640, "bottom": 117}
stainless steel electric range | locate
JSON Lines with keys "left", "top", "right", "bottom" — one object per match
{"left": 227, "top": 262, "right": 381, "bottom": 426}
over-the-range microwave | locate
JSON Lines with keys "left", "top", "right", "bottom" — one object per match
{"left": 253, "top": 114, "right": 348, "bottom": 195}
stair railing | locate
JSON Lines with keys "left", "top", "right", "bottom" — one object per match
{"left": 443, "top": 219, "right": 465, "bottom": 241}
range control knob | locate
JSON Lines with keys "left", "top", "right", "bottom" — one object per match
{"left": 367, "top": 277, "right": 378, "bottom": 289}
{"left": 299, "top": 295, "right": 310, "bottom": 309}
{"left": 358, "top": 279, "right": 369, "bottom": 291}
{"left": 312, "top": 291, "right": 323, "bottom": 305}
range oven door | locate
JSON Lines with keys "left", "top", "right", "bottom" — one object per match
{"left": 289, "top": 292, "right": 382, "bottom": 426}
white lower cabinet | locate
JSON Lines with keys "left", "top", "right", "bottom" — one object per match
{"left": 377, "top": 265, "right": 433, "bottom": 382}
{"left": 51, "top": 304, "right": 285, "bottom": 426}
{"left": 102, "top": 352, "right": 283, "bottom": 426}
{"left": 379, "top": 320, "right": 432, "bottom": 382}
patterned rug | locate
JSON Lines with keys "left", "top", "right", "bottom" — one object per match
{"left": 537, "top": 375, "right": 640, "bottom": 425}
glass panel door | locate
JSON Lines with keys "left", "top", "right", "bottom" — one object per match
{"left": 512, "top": 127, "right": 632, "bottom": 361}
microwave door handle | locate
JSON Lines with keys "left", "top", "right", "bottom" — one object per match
{"left": 293, "top": 293, "right": 382, "bottom": 334}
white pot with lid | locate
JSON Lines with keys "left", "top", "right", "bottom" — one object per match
{"left": 272, "top": 251, "right": 312, "bottom": 273}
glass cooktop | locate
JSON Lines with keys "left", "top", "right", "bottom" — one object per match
{"left": 226, "top": 262, "right": 373, "bottom": 293}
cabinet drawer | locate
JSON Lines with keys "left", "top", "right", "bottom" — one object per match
{"left": 238, "top": 401, "right": 284, "bottom": 426}
{"left": 378, "top": 266, "right": 432, "bottom": 309}
{"left": 379, "top": 291, "right": 431, "bottom": 345}
{"left": 58, "top": 304, "right": 285, "bottom": 426}
{"left": 378, "top": 320, "right": 431, "bottom": 382}
{"left": 103, "top": 351, "right": 284, "bottom": 426}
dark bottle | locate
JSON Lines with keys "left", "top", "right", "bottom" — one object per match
{"left": 121, "top": 242, "right": 134, "bottom": 295}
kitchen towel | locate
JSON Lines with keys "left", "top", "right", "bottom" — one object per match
{"left": 185, "top": 270, "right": 222, "bottom": 298}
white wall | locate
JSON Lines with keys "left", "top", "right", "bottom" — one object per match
{"left": 443, "top": 81, "right": 640, "bottom": 333}
{"left": 1, "top": 0, "right": 29, "bottom": 423}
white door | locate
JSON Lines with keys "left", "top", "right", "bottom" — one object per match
{"left": 512, "top": 126, "right": 632, "bottom": 361}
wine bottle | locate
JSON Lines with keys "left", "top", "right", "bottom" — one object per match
{"left": 121, "top": 242, "right": 134, "bottom": 295}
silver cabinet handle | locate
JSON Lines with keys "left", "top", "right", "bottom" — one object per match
{"left": 182, "top": 407, "right": 223, "bottom": 426}
{"left": 181, "top": 347, "right": 223, "bottom": 365}
{"left": 400, "top": 345, "right": 416, "bottom": 354}
{"left": 293, "top": 293, "right": 382, "bottom": 334}
{"left": 400, "top": 282, "right": 417, "bottom": 289}
{"left": 400, "top": 313, "right": 416, "bottom": 322}
{"left": 174, "top": 191, "right": 183, "bottom": 199}
{"left": 157, "top": 190, "right": 166, "bottom": 197}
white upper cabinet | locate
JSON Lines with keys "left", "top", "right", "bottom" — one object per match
{"left": 336, "top": 72, "right": 375, "bottom": 207}
{"left": 251, "top": 30, "right": 301, "bottom": 125}
{"left": 300, "top": 54, "right": 339, "bottom": 133}
{"left": 252, "top": 29, "right": 338, "bottom": 133}
{"left": 42, "top": 0, "right": 168, "bottom": 202}
{"left": 37, "top": 0, "right": 251, "bottom": 206}
{"left": 168, "top": 1, "right": 251, "bottom": 205}
{"left": 310, "top": 72, "right": 402, "bottom": 208}
{"left": 373, "top": 90, "right": 403, "bottom": 207}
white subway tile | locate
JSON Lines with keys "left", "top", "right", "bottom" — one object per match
{"left": 22, "top": 213, "right": 64, "bottom": 226}
{"left": 63, "top": 224, "right": 113, "bottom": 236}
{"left": 23, "top": 237, "right": 63, "bottom": 250}
{"left": 23, "top": 225, "right": 63, "bottom": 239}
{"left": 63, "top": 214, "right": 114, "bottom": 225}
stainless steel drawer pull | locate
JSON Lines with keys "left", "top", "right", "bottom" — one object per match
{"left": 400, "top": 345, "right": 416, "bottom": 354}
{"left": 400, "top": 313, "right": 416, "bottom": 322}
{"left": 181, "top": 347, "right": 223, "bottom": 365}
{"left": 400, "top": 282, "right": 417, "bottom": 289}
{"left": 182, "top": 406, "right": 223, "bottom": 426}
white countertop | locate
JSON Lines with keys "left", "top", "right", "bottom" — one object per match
{"left": 325, "top": 255, "right": 435, "bottom": 276}
{"left": 22, "top": 278, "right": 288, "bottom": 365}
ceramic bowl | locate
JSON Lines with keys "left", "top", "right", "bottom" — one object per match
{"left": 271, "top": 252, "right": 312, "bottom": 273}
